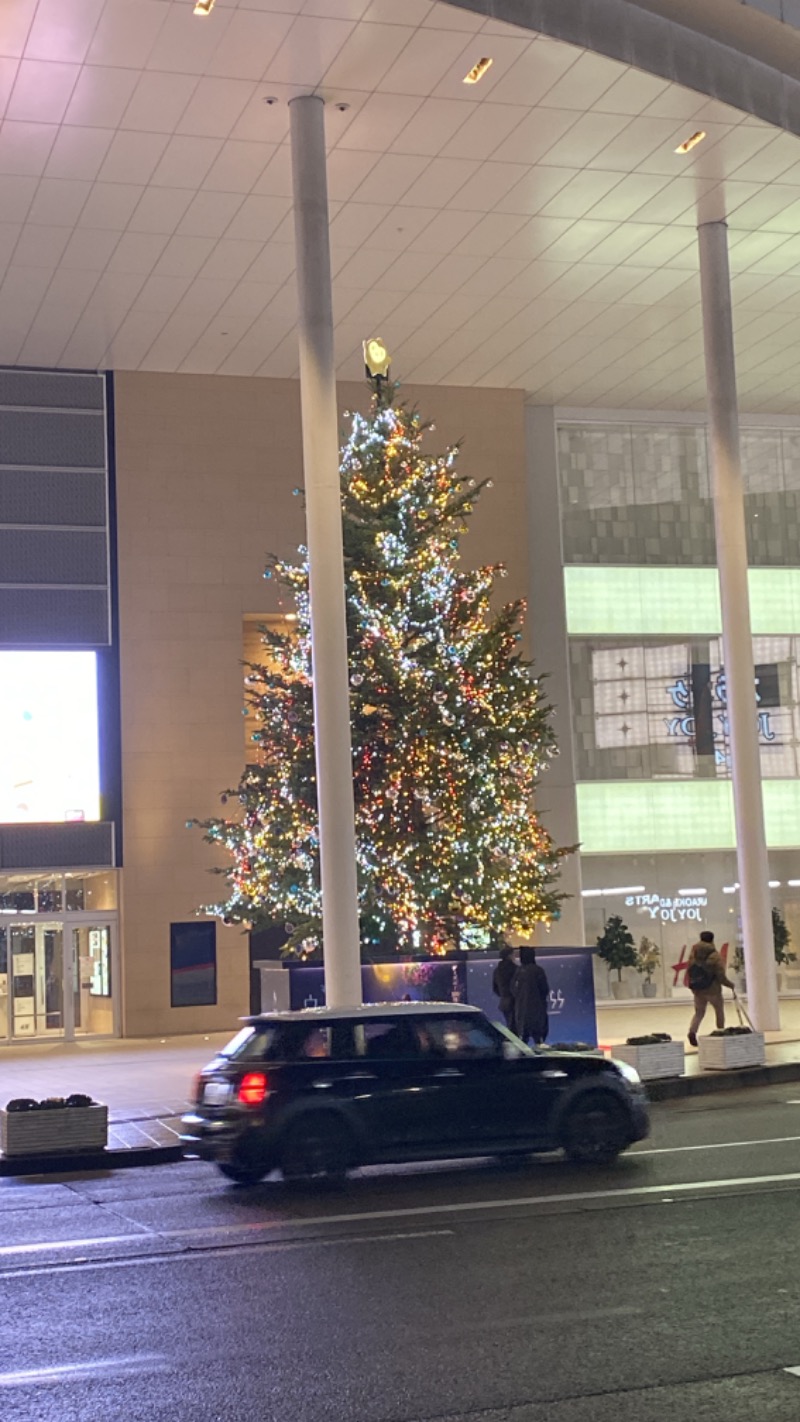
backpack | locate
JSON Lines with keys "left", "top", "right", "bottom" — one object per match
{"left": 687, "top": 960, "right": 715, "bottom": 992}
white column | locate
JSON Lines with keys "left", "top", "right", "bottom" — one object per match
{"left": 525, "top": 406, "right": 585, "bottom": 946}
{"left": 289, "top": 94, "right": 361, "bottom": 1007}
{"left": 697, "top": 219, "right": 779, "bottom": 1031}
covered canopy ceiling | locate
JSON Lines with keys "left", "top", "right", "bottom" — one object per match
{"left": 2, "top": 0, "right": 800, "bottom": 409}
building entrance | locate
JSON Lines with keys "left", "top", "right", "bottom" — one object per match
{"left": 0, "top": 872, "right": 119, "bottom": 1043}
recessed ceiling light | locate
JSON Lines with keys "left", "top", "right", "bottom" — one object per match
{"left": 675, "top": 129, "right": 706, "bottom": 154}
{"left": 463, "top": 57, "right": 493, "bottom": 85}
{"left": 193, "top": 0, "right": 214, "bottom": 12}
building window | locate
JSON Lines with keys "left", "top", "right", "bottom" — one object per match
{"left": 170, "top": 922, "right": 216, "bottom": 1008}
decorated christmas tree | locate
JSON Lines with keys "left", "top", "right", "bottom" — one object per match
{"left": 194, "top": 380, "right": 568, "bottom": 955}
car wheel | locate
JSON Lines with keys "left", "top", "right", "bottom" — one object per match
{"left": 217, "top": 1135, "right": 269, "bottom": 1186}
{"left": 279, "top": 1113, "right": 355, "bottom": 1184}
{"left": 561, "top": 1094, "right": 628, "bottom": 1166}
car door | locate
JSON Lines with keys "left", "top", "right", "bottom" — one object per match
{"left": 333, "top": 1017, "right": 434, "bottom": 1159}
{"left": 407, "top": 1014, "right": 522, "bottom": 1153}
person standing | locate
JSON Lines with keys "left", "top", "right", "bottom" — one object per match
{"left": 686, "top": 930, "right": 734, "bottom": 1047}
{"left": 492, "top": 945, "right": 517, "bottom": 1031}
{"left": 512, "top": 945, "right": 550, "bottom": 1046}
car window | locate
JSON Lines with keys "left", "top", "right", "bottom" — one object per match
{"left": 414, "top": 1017, "right": 502, "bottom": 1059}
{"left": 220, "top": 1026, "right": 281, "bottom": 1061}
{"left": 296, "top": 1026, "right": 332, "bottom": 1059}
{"left": 353, "top": 1020, "right": 420, "bottom": 1060}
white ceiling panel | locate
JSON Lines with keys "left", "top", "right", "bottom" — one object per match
{"left": 45, "top": 125, "right": 113, "bottom": 180}
{"left": 0, "top": 121, "right": 57, "bottom": 176}
{"left": 207, "top": 9, "right": 295, "bottom": 80}
{"left": 27, "top": 177, "right": 91, "bottom": 225}
{"left": 267, "top": 15, "right": 355, "bottom": 87}
{"left": 64, "top": 65, "right": 139, "bottom": 129}
{"left": 388, "top": 97, "right": 470, "bottom": 156}
{"left": 0, "top": 0, "right": 798, "bottom": 408}
{"left": 202, "top": 140, "right": 276, "bottom": 194}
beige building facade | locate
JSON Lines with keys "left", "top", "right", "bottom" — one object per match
{"left": 113, "top": 371, "right": 529, "bottom": 1038}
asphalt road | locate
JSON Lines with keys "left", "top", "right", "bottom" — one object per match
{"left": 2, "top": 1085, "right": 800, "bottom": 1422}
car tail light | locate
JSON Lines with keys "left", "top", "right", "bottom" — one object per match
{"left": 237, "top": 1072, "right": 269, "bottom": 1106}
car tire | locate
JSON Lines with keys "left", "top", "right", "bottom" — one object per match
{"left": 217, "top": 1135, "right": 270, "bottom": 1186}
{"left": 279, "top": 1113, "right": 355, "bottom": 1184}
{"left": 560, "top": 1093, "right": 628, "bottom": 1166}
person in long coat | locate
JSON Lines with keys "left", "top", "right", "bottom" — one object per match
{"left": 512, "top": 945, "right": 550, "bottom": 1046}
{"left": 491, "top": 944, "right": 517, "bottom": 1031}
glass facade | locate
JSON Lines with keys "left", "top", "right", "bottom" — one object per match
{"left": 0, "top": 871, "right": 118, "bottom": 1041}
{"left": 557, "top": 419, "right": 800, "bottom": 1002}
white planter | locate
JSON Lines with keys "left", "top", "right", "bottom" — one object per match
{"left": 642, "top": 981, "right": 658, "bottom": 999}
{"left": 610, "top": 980, "right": 628, "bottom": 1000}
{"left": 614, "top": 1041, "right": 685, "bottom": 1080}
{"left": 0, "top": 1105, "right": 108, "bottom": 1158}
{"left": 697, "top": 1033, "right": 766, "bottom": 1071}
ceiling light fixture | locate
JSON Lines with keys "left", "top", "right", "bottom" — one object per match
{"left": 463, "top": 56, "right": 493, "bottom": 85}
{"left": 193, "top": 0, "right": 215, "bottom": 13}
{"left": 675, "top": 129, "right": 706, "bottom": 155}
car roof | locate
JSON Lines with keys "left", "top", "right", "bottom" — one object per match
{"left": 244, "top": 1001, "right": 482, "bottom": 1025}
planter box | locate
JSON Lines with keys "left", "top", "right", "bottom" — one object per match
{"left": 0, "top": 1105, "right": 108, "bottom": 1158}
{"left": 697, "top": 1033, "right": 766, "bottom": 1071}
{"left": 613, "top": 1041, "right": 685, "bottom": 1081}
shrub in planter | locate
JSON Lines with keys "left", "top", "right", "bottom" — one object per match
{"left": 626, "top": 1033, "right": 672, "bottom": 1046}
{"left": 1, "top": 1094, "right": 107, "bottom": 1158}
{"left": 596, "top": 916, "right": 638, "bottom": 995}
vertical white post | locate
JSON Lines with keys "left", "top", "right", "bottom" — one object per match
{"left": 697, "top": 219, "right": 779, "bottom": 1031}
{"left": 289, "top": 94, "right": 361, "bottom": 1007}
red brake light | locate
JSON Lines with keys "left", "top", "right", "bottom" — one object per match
{"left": 237, "top": 1071, "right": 269, "bottom": 1106}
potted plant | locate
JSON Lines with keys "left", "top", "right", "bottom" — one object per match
{"left": 637, "top": 936, "right": 661, "bottom": 999}
{"left": 0, "top": 1094, "right": 108, "bottom": 1159}
{"left": 773, "top": 906, "right": 796, "bottom": 989}
{"left": 614, "top": 1032, "right": 685, "bottom": 1080}
{"left": 596, "top": 915, "right": 638, "bottom": 1000}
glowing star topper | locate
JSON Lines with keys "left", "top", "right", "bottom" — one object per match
{"left": 363, "top": 337, "right": 391, "bottom": 380}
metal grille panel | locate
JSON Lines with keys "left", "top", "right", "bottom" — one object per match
{"left": 0, "top": 469, "right": 106, "bottom": 526}
{"left": 0, "top": 409, "right": 105, "bottom": 469}
{"left": 0, "top": 587, "right": 109, "bottom": 645}
{"left": 0, "top": 370, "right": 103, "bottom": 410}
{"left": 0, "top": 528, "right": 107, "bottom": 584}
{"left": 0, "top": 822, "right": 114, "bottom": 869}
{"left": 0, "top": 370, "right": 110, "bottom": 647}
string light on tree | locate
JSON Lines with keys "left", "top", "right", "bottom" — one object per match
{"left": 193, "top": 365, "right": 569, "bottom": 955}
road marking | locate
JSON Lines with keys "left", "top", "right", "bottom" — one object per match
{"left": 0, "top": 1233, "right": 148, "bottom": 1258}
{"left": 1, "top": 1169, "right": 800, "bottom": 1267}
{"left": 784, "top": 1366, "right": 800, "bottom": 1377}
{"left": 633, "top": 1133, "right": 800, "bottom": 1157}
{"left": 0, "top": 1355, "right": 165, "bottom": 1388}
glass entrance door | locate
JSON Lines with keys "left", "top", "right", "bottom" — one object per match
{"left": 8, "top": 922, "right": 64, "bottom": 1039}
{"left": 68, "top": 923, "right": 115, "bottom": 1037}
{"left": 0, "top": 916, "right": 117, "bottom": 1042}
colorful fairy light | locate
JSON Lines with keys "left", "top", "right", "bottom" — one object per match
{"left": 192, "top": 380, "right": 569, "bottom": 955}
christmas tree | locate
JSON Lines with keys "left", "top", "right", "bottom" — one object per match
{"left": 194, "top": 380, "right": 568, "bottom": 955}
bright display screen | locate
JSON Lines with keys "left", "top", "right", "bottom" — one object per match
{"left": 0, "top": 651, "right": 101, "bottom": 824}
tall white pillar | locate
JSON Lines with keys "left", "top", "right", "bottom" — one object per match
{"left": 289, "top": 94, "right": 361, "bottom": 1007}
{"left": 697, "top": 219, "right": 779, "bottom": 1031}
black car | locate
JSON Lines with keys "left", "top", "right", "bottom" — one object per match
{"left": 181, "top": 1002, "right": 649, "bottom": 1185}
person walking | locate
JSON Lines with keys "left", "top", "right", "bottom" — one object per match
{"left": 492, "top": 944, "right": 517, "bottom": 1031}
{"left": 512, "top": 945, "right": 550, "bottom": 1046}
{"left": 686, "top": 930, "right": 734, "bottom": 1047}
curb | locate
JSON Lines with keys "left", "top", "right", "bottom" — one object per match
{"left": 0, "top": 1143, "right": 183, "bottom": 1177}
{"left": 647, "top": 1059, "right": 800, "bottom": 1101}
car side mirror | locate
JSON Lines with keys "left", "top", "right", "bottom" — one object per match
{"left": 502, "top": 1040, "right": 522, "bottom": 1060}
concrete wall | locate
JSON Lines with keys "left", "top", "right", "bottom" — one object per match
{"left": 113, "top": 372, "right": 530, "bottom": 1036}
